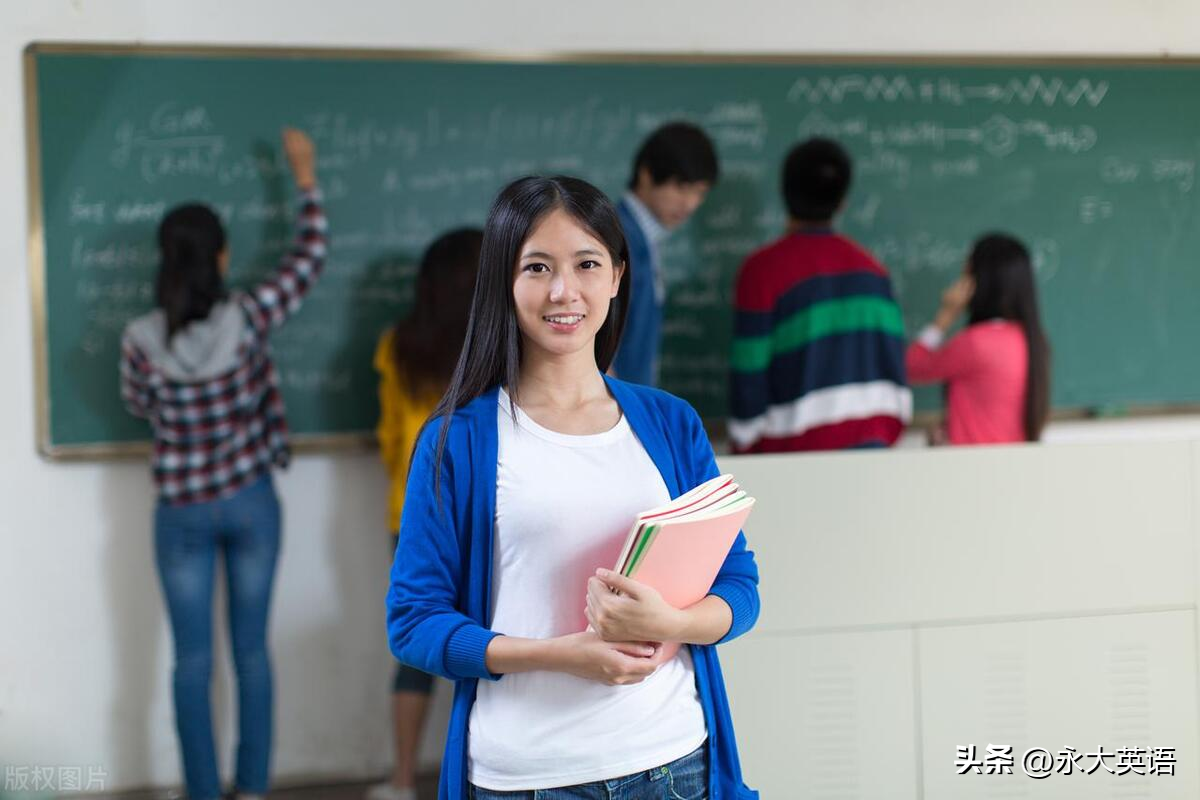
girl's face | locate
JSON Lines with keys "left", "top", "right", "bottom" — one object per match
{"left": 512, "top": 207, "right": 623, "bottom": 366}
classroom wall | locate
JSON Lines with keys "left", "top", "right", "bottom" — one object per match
{"left": 3, "top": 1, "right": 1200, "bottom": 794}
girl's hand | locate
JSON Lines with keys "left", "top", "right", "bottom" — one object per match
{"left": 281, "top": 127, "right": 317, "bottom": 189}
{"left": 940, "top": 274, "right": 975, "bottom": 315}
{"left": 586, "top": 568, "right": 685, "bottom": 644}
{"left": 935, "top": 274, "right": 975, "bottom": 331}
{"left": 551, "top": 631, "right": 663, "bottom": 686}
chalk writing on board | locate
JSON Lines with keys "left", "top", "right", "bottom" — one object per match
{"left": 1101, "top": 157, "right": 1140, "bottom": 184}
{"left": 849, "top": 192, "right": 883, "bottom": 229}
{"left": 787, "top": 74, "right": 1108, "bottom": 108}
{"left": 1097, "top": 156, "right": 1195, "bottom": 193}
{"left": 797, "top": 111, "right": 1096, "bottom": 158}
{"left": 857, "top": 149, "right": 912, "bottom": 186}
{"left": 1151, "top": 159, "right": 1195, "bottom": 193}
{"left": 635, "top": 101, "right": 769, "bottom": 152}
{"left": 71, "top": 237, "right": 158, "bottom": 271}
{"left": 788, "top": 74, "right": 917, "bottom": 105}
{"left": 721, "top": 159, "right": 767, "bottom": 181}
{"left": 703, "top": 102, "right": 769, "bottom": 152}
{"left": 84, "top": 306, "right": 133, "bottom": 335}
{"left": 1080, "top": 196, "right": 1115, "bottom": 224}
{"left": 1031, "top": 239, "right": 1061, "bottom": 282}
{"left": 149, "top": 103, "right": 214, "bottom": 136}
{"left": 931, "top": 156, "right": 980, "bottom": 179}
{"left": 865, "top": 233, "right": 966, "bottom": 276}
{"left": 304, "top": 113, "right": 421, "bottom": 162}
{"left": 114, "top": 199, "right": 167, "bottom": 224}
{"left": 110, "top": 121, "right": 227, "bottom": 184}
{"left": 309, "top": 100, "right": 641, "bottom": 162}
{"left": 69, "top": 190, "right": 106, "bottom": 225}
{"left": 76, "top": 279, "right": 152, "bottom": 304}
{"left": 704, "top": 205, "right": 743, "bottom": 232}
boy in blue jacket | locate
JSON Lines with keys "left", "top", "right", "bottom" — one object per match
{"left": 612, "top": 122, "right": 719, "bottom": 386}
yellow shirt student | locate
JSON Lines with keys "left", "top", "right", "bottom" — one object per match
{"left": 374, "top": 328, "right": 439, "bottom": 533}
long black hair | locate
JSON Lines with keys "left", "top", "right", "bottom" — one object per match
{"left": 966, "top": 233, "right": 1051, "bottom": 441}
{"left": 392, "top": 228, "right": 483, "bottom": 398}
{"left": 430, "top": 175, "right": 631, "bottom": 471}
{"left": 155, "top": 204, "right": 228, "bottom": 340}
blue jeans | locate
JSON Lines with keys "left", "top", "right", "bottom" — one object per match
{"left": 154, "top": 474, "right": 280, "bottom": 800}
{"left": 469, "top": 744, "right": 708, "bottom": 800}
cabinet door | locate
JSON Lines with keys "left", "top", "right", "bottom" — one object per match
{"left": 920, "top": 610, "right": 1198, "bottom": 799}
{"left": 722, "top": 630, "right": 918, "bottom": 799}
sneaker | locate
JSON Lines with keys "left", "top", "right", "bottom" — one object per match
{"left": 365, "top": 782, "right": 417, "bottom": 800}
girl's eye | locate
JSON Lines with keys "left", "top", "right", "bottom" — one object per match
{"left": 523, "top": 262, "right": 549, "bottom": 274}
{"left": 579, "top": 260, "right": 601, "bottom": 270}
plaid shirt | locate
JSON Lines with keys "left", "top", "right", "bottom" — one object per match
{"left": 120, "top": 188, "right": 327, "bottom": 505}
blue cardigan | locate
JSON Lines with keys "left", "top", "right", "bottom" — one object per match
{"left": 387, "top": 376, "right": 761, "bottom": 799}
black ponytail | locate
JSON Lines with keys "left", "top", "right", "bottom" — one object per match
{"left": 156, "top": 204, "right": 228, "bottom": 339}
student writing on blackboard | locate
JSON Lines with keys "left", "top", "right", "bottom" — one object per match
{"left": 386, "top": 176, "right": 760, "bottom": 799}
{"left": 370, "top": 228, "right": 483, "bottom": 800}
{"left": 905, "top": 233, "right": 1051, "bottom": 444}
{"left": 728, "top": 137, "right": 910, "bottom": 452}
{"left": 119, "top": 129, "right": 325, "bottom": 800}
{"left": 611, "top": 122, "right": 719, "bottom": 387}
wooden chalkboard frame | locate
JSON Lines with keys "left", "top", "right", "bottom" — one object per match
{"left": 25, "top": 41, "right": 1200, "bottom": 459}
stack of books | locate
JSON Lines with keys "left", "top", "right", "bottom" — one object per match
{"left": 611, "top": 474, "right": 755, "bottom": 610}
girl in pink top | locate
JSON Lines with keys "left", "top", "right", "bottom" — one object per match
{"left": 906, "top": 234, "right": 1051, "bottom": 444}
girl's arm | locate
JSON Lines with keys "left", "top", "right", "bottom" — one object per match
{"left": 241, "top": 129, "right": 328, "bottom": 333}
{"left": 906, "top": 326, "right": 976, "bottom": 384}
{"left": 484, "top": 632, "right": 662, "bottom": 686}
{"left": 691, "top": 403, "right": 761, "bottom": 645}
{"left": 908, "top": 273, "right": 977, "bottom": 384}
{"left": 119, "top": 334, "right": 153, "bottom": 418}
{"left": 387, "top": 423, "right": 498, "bottom": 681}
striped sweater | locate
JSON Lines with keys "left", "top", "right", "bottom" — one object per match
{"left": 728, "top": 230, "right": 911, "bottom": 452}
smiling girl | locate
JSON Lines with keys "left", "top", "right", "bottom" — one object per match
{"left": 386, "top": 176, "right": 760, "bottom": 800}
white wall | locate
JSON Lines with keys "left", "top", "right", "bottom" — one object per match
{"left": 3, "top": 1, "right": 1200, "bottom": 794}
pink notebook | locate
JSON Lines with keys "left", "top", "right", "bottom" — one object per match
{"left": 612, "top": 474, "right": 738, "bottom": 575}
{"left": 622, "top": 496, "right": 754, "bottom": 608}
{"left": 597, "top": 475, "right": 755, "bottom": 661}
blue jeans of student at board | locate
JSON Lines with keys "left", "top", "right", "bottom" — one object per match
{"left": 469, "top": 744, "right": 708, "bottom": 800}
{"left": 154, "top": 474, "right": 280, "bottom": 800}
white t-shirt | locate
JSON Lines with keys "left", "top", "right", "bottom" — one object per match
{"left": 467, "top": 389, "right": 707, "bottom": 790}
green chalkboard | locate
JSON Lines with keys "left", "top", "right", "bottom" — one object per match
{"left": 27, "top": 45, "right": 1200, "bottom": 454}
